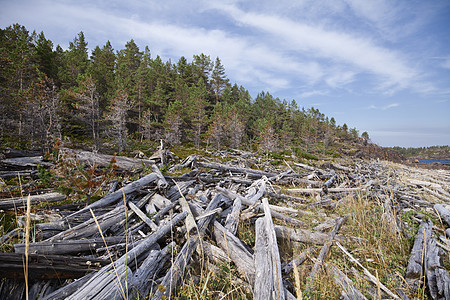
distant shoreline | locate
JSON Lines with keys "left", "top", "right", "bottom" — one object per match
{"left": 408, "top": 158, "right": 450, "bottom": 165}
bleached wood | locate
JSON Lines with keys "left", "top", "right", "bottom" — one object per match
{"left": 305, "top": 217, "right": 346, "bottom": 293}
{"left": 434, "top": 204, "right": 450, "bottom": 226}
{"left": 327, "top": 263, "right": 368, "bottom": 300}
{"left": 0, "top": 192, "right": 66, "bottom": 210}
{"left": 225, "top": 196, "right": 241, "bottom": 235}
{"left": 129, "top": 201, "right": 158, "bottom": 231}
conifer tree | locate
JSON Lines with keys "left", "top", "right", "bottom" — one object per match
{"left": 188, "top": 78, "right": 208, "bottom": 147}
{"left": 164, "top": 100, "right": 183, "bottom": 145}
{"left": 211, "top": 57, "right": 229, "bottom": 104}
{"left": 193, "top": 53, "right": 212, "bottom": 88}
{"left": 88, "top": 41, "right": 116, "bottom": 110}
{"left": 60, "top": 31, "right": 89, "bottom": 88}
{"left": 35, "top": 31, "right": 57, "bottom": 80}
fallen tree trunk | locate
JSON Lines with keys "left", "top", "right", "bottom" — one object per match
{"left": 253, "top": 198, "right": 285, "bottom": 300}
{"left": 0, "top": 192, "right": 66, "bottom": 210}
{"left": 0, "top": 253, "right": 109, "bottom": 279}
{"left": 152, "top": 194, "right": 222, "bottom": 300}
{"left": 67, "top": 172, "right": 158, "bottom": 218}
{"left": 60, "top": 148, "right": 155, "bottom": 170}
{"left": 434, "top": 204, "right": 450, "bottom": 227}
{"left": 305, "top": 217, "right": 346, "bottom": 293}
{"left": 327, "top": 263, "right": 368, "bottom": 300}
{"left": 14, "top": 236, "right": 127, "bottom": 255}
{"left": 274, "top": 225, "right": 348, "bottom": 245}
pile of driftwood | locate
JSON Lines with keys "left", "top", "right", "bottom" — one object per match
{"left": 0, "top": 147, "right": 449, "bottom": 299}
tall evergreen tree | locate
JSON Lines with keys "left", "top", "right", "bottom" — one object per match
{"left": 59, "top": 31, "right": 89, "bottom": 89}
{"left": 193, "top": 53, "right": 212, "bottom": 88}
{"left": 35, "top": 31, "right": 57, "bottom": 80}
{"left": 188, "top": 78, "right": 208, "bottom": 147}
{"left": 210, "top": 57, "right": 228, "bottom": 104}
{"left": 88, "top": 41, "right": 116, "bottom": 110}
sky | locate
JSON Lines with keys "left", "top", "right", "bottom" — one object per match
{"left": 1, "top": 0, "right": 449, "bottom": 148}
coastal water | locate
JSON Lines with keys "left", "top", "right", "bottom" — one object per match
{"left": 414, "top": 159, "right": 450, "bottom": 165}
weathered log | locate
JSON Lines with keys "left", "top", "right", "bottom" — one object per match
{"left": 305, "top": 217, "right": 346, "bottom": 293}
{"left": 152, "top": 193, "right": 221, "bottom": 300}
{"left": 293, "top": 162, "right": 316, "bottom": 171}
{"left": 323, "top": 172, "right": 337, "bottom": 188}
{"left": 130, "top": 242, "right": 175, "bottom": 298}
{"left": 286, "top": 187, "right": 366, "bottom": 195}
{"left": 426, "top": 237, "right": 450, "bottom": 300}
{"left": 434, "top": 204, "right": 450, "bottom": 227}
{"left": 327, "top": 263, "right": 368, "bottom": 300}
{"left": 0, "top": 192, "right": 66, "bottom": 210}
{"left": 0, "top": 156, "right": 53, "bottom": 169}
{"left": 336, "top": 242, "right": 400, "bottom": 299}
{"left": 405, "top": 220, "right": 433, "bottom": 290}
{"left": 274, "top": 225, "right": 347, "bottom": 245}
{"left": 0, "top": 253, "right": 109, "bottom": 279}
{"left": 196, "top": 240, "right": 231, "bottom": 264}
{"left": 224, "top": 196, "right": 241, "bottom": 235}
{"left": 129, "top": 201, "right": 158, "bottom": 231}
{"left": 59, "top": 212, "right": 187, "bottom": 299}
{"left": 213, "top": 220, "right": 255, "bottom": 284}
{"left": 151, "top": 164, "right": 169, "bottom": 189}
{"left": 59, "top": 148, "right": 155, "bottom": 170}
{"left": 67, "top": 172, "right": 159, "bottom": 218}
{"left": 253, "top": 198, "right": 285, "bottom": 300}
{"left": 14, "top": 236, "right": 127, "bottom": 255}
{"left": 198, "top": 160, "right": 277, "bottom": 178}
{"left": 41, "top": 274, "right": 95, "bottom": 300}
{"left": 46, "top": 205, "right": 126, "bottom": 241}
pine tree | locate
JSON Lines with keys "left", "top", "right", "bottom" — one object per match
{"left": 206, "top": 103, "right": 227, "bottom": 149}
{"left": 35, "top": 31, "right": 57, "bottom": 80}
{"left": 193, "top": 53, "right": 212, "bottom": 88}
{"left": 188, "top": 78, "right": 208, "bottom": 147}
{"left": 88, "top": 41, "right": 116, "bottom": 111}
{"left": 59, "top": 31, "right": 89, "bottom": 88}
{"left": 211, "top": 57, "right": 229, "bottom": 104}
{"left": 0, "top": 24, "right": 38, "bottom": 138}
{"left": 164, "top": 101, "right": 183, "bottom": 145}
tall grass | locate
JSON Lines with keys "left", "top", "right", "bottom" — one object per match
{"left": 24, "top": 194, "right": 31, "bottom": 300}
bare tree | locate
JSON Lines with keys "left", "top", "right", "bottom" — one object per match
{"left": 164, "top": 101, "right": 183, "bottom": 146}
{"left": 106, "top": 90, "right": 132, "bottom": 152}
{"left": 258, "top": 121, "right": 277, "bottom": 154}
{"left": 26, "top": 77, "right": 61, "bottom": 152}
{"left": 227, "top": 111, "right": 245, "bottom": 149}
{"left": 74, "top": 76, "right": 100, "bottom": 150}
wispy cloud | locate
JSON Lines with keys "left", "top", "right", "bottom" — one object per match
{"left": 211, "top": 3, "right": 419, "bottom": 92}
{"left": 368, "top": 103, "right": 400, "bottom": 110}
{"left": 299, "top": 90, "right": 329, "bottom": 98}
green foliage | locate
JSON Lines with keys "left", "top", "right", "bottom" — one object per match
{"left": 293, "top": 148, "right": 319, "bottom": 160}
{"left": 1, "top": 23, "right": 372, "bottom": 156}
{"left": 37, "top": 164, "right": 54, "bottom": 186}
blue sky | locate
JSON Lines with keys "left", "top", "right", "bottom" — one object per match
{"left": 1, "top": 0, "right": 449, "bottom": 147}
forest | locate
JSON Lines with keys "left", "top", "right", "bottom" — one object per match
{"left": 0, "top": 23, "right": 368, "bottom": 155}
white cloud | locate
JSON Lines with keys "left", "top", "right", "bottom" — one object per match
{"left": 299, "top": 90, "right": 329, "bottom": 98}
{"left": 368, "top": 103, "right": 400, "bottom": 110}
{"left": 211, "top": 3, "right": 420, "bottom": 92}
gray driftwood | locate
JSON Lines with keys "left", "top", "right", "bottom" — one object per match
{"left": 253, "top": 198, "right": 285, "bottom": 300}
